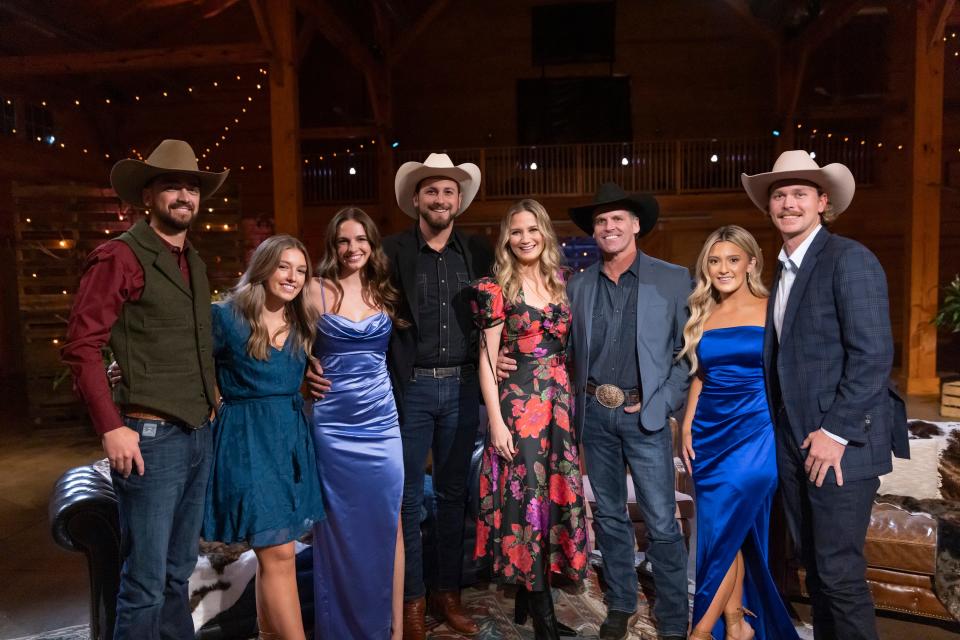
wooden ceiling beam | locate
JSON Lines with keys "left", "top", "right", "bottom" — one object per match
{"left": 295, "top": 0, "right": 379, "bottom": 77}
{"left": 247, "top": 0, "right": 275, "bottom": 54}
{"left": 795, "top": 0, "right": 870, "bottom": 53}
{"left": 928, "top": 0, "right": 957, "bottom": 48}
{"left": 717, "top": 0, "right": 778, "bottom": 48}
{"left": 0, "top": 43, "right": 269, "bottom": 76}
{"left": 390, "top": 0, "right": 452, "bottom": 65}
{"left": 297, "top": 14, "right": 318, "bottom": 62}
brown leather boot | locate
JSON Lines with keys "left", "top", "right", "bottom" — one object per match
{"left": 402, "top": 597, "right": 426, "bottom": 640}
{"left": 428, "top": 590, "right": 479, "bottom": 635}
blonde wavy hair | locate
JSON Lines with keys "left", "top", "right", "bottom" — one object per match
{"left": 223, "top": 234, "right": 318, "bottom": 360}
{"left": 678, "top": 225, "right": 768, "bottom": 374}
{"left": 493, "top": 199, "right": 567, "bottom": 305}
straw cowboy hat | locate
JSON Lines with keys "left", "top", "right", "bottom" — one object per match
{"left": 110, "top": 139, "right": 229, "bottom": 206}
{"left": 741, "top": 150, "right": 855, "bottom": 215}
{"left": 568, "top": 182, "right": 659, "bottom": 236}
{"left": 394, "top": 153, "right": 481, "bottom": 219}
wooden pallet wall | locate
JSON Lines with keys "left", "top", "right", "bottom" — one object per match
{"left": 13, "top": 183, "right": 242, "bottom": 427}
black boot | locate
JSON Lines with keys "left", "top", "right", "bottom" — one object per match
{"left": 528, "top": 588, "right": 562, "bottom": 640}
{"left": 515, "top": 586, "right": 578, "bottom": 636}
{"left": 514, "top": 586, "right": 529, "bottom": 625}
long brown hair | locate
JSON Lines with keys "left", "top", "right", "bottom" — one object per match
{"left": 315, "top": 207, "right": 408, "bottom": 327}
{"left": 223, "top": 234, "right": 318, "bottom": 360}
{"left": 678, "top": 225, "right": 768, "bottom": 373}
{"left": 493, "top": 199, "right": 567, "bottom": 305}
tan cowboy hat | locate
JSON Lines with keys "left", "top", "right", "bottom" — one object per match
{"left": 741, "top": 150, "right": 855, "bottom": 215}
{"left": 394, "top": 153, "right": 481, "bottom": 220}
{"left": 110, "top": 139, "right": 229, "bottom": 207}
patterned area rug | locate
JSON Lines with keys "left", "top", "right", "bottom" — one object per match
{"left": 6, "top": 571, "right": 813, "bottom": 640}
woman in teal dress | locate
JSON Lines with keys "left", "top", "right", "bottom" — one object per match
{"left": 202, "top": 235, "right": 325, "bottom": 640}
{"left": 679, "top": 226, "right": 798, "bottom": 640}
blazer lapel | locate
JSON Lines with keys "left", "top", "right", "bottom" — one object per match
{"left": 764, "top": 260, "right": 782, "bottom": 371}
{"left": 779, "top": 229, "right": 830, "bottom": 343}
{"left": 396, "top": 230, "right": 419, "bottom": 326}
{"left": 578, "top": 263, "right": 600, "bottom": 360}
{"left": 454, "top": 230, "right": 477, "bottom": 279}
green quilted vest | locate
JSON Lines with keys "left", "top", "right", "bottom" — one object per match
{"left": 110, "top": 220, "right": 216, "bottom": 427}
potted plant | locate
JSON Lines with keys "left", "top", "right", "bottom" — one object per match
{"left": 935, "top": 274, "right": 960, "bottom": 417}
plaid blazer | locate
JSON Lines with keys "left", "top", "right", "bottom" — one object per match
{"left": 763, "top": 228, "right": 909, "bottom": 483}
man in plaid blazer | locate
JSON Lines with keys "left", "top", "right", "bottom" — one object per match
{"left": 741, "top": 151, "right": 909, "bottom": 640}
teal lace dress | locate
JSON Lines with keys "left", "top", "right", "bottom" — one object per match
{"left": 202, "top": 301, "right": 324, "bottom": 546}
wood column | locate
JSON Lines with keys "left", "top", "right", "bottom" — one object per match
{"left": 903, "top": 0, "right": 951, "bottom": 394}
{"left": 268, "top": 0, "right": 302, "bottom": 236}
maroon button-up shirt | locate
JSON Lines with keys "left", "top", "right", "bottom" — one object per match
{"left": 61, "top": 229, "right": 191, "bottom": 435}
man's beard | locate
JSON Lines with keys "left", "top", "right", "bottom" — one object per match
{"left": 154, "top": 204, "right": 197, "bottom": 231}
{"left": 419, "top": 206, "right": 454, "bottom": 231}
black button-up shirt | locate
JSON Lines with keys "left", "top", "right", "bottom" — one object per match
{"left": 414, "top": 227, "right": 472, "bottom": 367}
{"left": 588, "top": 254, "right": 641, "bottom": 391}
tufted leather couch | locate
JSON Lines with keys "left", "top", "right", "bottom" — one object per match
{"left": 779, "top": 500, "right": 954, "bottom": 621}
{"left": 49, "top": 426, "right": 489, "bottom": 639}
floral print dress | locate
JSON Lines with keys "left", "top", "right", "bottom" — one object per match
{"left": 472, "top": 277, "right": 588, "bottom": 590}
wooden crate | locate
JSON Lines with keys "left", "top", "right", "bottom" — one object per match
{"left": 13, "top": 182, "right": 242, "bottom": 426}
{"left": 942, "top": 380, "right": 960, "bottom": 418}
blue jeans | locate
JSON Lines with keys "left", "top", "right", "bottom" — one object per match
{"left": 111, "top": 417, "right": 212, "bottom": 640}
{"left": 399, "top": 367, "right": 480, "bottom": 600}
{"left": 581, "top": 397, "right": 688, "bottom": 636}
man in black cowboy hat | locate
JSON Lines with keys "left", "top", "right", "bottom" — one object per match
{"left": 62, "top": 139, "right": 226, "bottom": 639}
{"left": 503, "top": 183, "right": 691, "bottom": 639}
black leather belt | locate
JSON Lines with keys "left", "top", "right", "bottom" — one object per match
{"left": 586, "top": 382, "right": 641, "bottom": 409}
{"left": 413, "top": 363, "right": 475, "bottom": 378}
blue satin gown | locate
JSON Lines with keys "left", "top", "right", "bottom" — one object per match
{"left": 311, "top": 310, "right": 403, "bottom": 640}
{"left": 691, "top": 326, "right": 799, "bottom": 639}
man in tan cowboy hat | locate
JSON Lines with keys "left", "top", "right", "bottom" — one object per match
{"left": 742, "top": 151, "right": 908, "bottom": 640}
{"left": 382, "top": 153, "right": 492, "bottom": 639}
{"left": 62, "top": 139, "right": 227, "bottom": 639}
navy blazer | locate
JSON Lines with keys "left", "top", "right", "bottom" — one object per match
{"left": 763, "top": 228, "right": 909, "bottom": 483}
{"left": 567, "top": 252, "right": 692, "bottom": 435}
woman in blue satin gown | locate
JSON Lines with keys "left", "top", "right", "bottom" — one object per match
{"left": 309, "top": 208, "right": 407, "bottom": 640}
{"left": 679, "top": 226, "right": 799, "bottom": 640}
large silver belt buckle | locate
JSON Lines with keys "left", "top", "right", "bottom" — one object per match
{"left": 595, "top": 384, "right": 625, "bottom": 409}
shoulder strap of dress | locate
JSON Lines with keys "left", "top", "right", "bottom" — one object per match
{"left": 319, "top": 278, "right": 327, "bottom": 313}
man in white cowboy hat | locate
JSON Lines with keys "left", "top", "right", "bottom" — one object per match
{"left": 62, "top": 139, "right": 227, "bottom": 639}
{"left": 501, "top": 182, "right": 692, "bottom": 640}
{"left": 382, "top": 153, "right": 492, "bottom": 639}
{"left": 742, "top": 151, "right": 908, "bottom": 640}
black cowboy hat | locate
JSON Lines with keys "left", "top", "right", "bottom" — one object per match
{"left": 568, "top": 182, "right": 659, "bottom": 237}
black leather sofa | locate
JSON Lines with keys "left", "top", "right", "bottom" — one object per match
{"left": 49, "top": 427, "right": 488, "bottom": 639}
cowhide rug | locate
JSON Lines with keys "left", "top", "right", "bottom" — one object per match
{"left": 878, "top": 430, "right": 960, "bottom": 620}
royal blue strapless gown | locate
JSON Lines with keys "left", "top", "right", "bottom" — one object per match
{"left": 691, "top": 326, "right": 799, "bottom": 640}
{"left": 311, "top": 312, "right": 403, "bottom": 640}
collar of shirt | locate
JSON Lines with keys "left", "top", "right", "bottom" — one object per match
{"left": 600, "top": 251, "right": 641, "bottom": 283}
{"left": 777, "top": 224, "right": 822, "bottom": 273}
{"left": 415, "top": 223, "right": 461, "bottom": 255}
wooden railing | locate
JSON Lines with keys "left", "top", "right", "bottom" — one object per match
{"left": 303, "top": 137, "right": 876, "bottom": 205}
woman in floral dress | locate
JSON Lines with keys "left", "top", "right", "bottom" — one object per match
{"left": 473, "top": 199, "right": 587, "bottom": 640}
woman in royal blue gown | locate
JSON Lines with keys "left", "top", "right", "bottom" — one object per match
{"left": 308, "top": 208, "right": 407, "bottom": 640}
{"left": 679, "top": 226, "right": 799, "bottom": 640}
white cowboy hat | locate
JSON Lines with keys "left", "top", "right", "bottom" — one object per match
{"left": 110, "top": 139, "right": 228, "bottom": 207}
{"left": 741, "top": 150, "right": 855, "bottom": 215}
{"left": 394, "top": 153, "right": 481, "bottom": 220}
